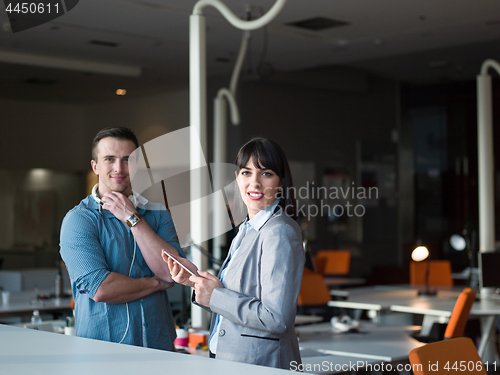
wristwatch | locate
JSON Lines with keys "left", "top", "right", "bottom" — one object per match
{"left": 126, "top": 213, "right": 143, "bottom": 228}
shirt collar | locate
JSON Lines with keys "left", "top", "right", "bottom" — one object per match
{"left": 85, "top": 188, "right": 149, "bottom": 212}
{"left": 246, "top": 198, "right": 281, "bottom": 232}
{"left": 130, "top": 190, "right": 148, "bottom": 210}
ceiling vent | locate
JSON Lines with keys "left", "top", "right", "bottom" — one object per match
{"left": 24, "top": 78, "right": 57, "bottom": 85}
{"left": 287, "top": 17, "right": 349, "bottom": 31}
{"left": 89, "top": 40, "right": 119, "bottom": 47}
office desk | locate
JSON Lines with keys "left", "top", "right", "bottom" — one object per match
{"left": 0, "top": 324, "right": 295, "bottom": 375}
{"left": 0, "top": 290, "right": 73, "bottom": 319}
{"left": 327, "top": 286, "right": 460, "bottom": 323}
{"left": 391, "top": 295, "right": 500, "bottom": 360}
{"left": 296, "top": 322, "right": 424, "bottom": 363}
{"left": 295, "top": 315, "right": 324, "bottom": 325}
{"left": 323, "top": 277, "right": 366, "bottom": 289}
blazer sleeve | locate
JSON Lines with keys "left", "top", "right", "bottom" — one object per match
{"left": 209, "top": 221, "right": 304, "bottom": 334}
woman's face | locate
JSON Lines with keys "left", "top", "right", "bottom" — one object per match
{"left": 236, "top": 157, "right": 282, "bottom": 219}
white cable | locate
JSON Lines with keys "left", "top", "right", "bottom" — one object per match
{"left": 118, "top": 303, "right": 131, "bottom": 344}
{"left": 229, "top": 31, "right": 250, "bottom": 95}
{"left": 480, "top": 59, "right": 500, "bottom": 76}
{"left": 216, "top": 88, "right": 239, "bottom": 124}
{"left": 93, "top": 185, "right": 139, "bottom": 344}
{"left": 118, "top": 237, "right": 137, "bottom": 344}
{"left": 192, "top": 0, "right": 287, "bottom": 31}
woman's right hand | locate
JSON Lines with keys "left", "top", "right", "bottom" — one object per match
{"left": 161, "top": 250, "right": 198, "bottom": 288}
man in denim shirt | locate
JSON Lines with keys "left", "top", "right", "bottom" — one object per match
{"left": 60, "top": 127, "right": 183, "bottom": 350}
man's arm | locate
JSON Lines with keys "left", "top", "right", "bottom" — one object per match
{"left": 130, "top": 217, "right": 180, "bottom": 281}
{"left": 93, "top": 272, "right": 173, "bottom": 304}
{"left": 60, "top": 207, "right": 171, "bottom": 305}
{"left": 102, "top": 191, "right": 182, "bottom": 281}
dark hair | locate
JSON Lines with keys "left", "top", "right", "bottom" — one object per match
{"left": 235, "top": 137, "right": 297, "bottom": 221}
{"left": 92, "top": 127, "right": 139, "bottom": 161}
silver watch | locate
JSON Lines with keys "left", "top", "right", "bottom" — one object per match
{"left": 126, "top": 213, "right": 142, "bottom": 228}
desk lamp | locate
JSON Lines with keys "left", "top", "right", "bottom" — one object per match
{"left": 412, "top": 245, "right": 437, "bottom": 296}
{"left": 450, "top": 230, "right": 478, "bottom": 290}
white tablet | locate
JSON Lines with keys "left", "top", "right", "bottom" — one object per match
{"left": 163, "top": 250, "right": 197, "bottom": 277}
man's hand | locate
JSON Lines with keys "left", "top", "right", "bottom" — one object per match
{"left": 153, "top": 275, "right": 175, "bottom": 291}
{"left": 94, "top": 273, "right": 174, "bottom": 304}
{"left": 101, "top": 191, "right": 136, "bottom": 222}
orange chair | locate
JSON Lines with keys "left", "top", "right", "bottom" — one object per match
{"left": 297, "top": 270, "right": 331, "bottom": 307}
{"left": 409, "top": 337, "right": 486, "bottom": 375}
{"left": 411, "top": 287, "right": 476, "bottom": 342}
{"left": 314, "top": 250, "right": 351, "bottom": 276}
{"left": 410, "top": 260, "right": 453, "bottom": 287}
{"left": 444, "top": 287, "right": 476, "bottom": 339}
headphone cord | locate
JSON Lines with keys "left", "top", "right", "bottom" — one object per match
{"left": 118, "top": 236, "right": 137, "bottom": 344}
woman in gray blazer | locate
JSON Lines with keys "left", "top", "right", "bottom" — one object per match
{"left": 163, "top": 137, "right": 305, "bottom": 369}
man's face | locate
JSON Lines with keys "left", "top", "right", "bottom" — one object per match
{"left": 91, "top": 137, "right": 137, "bottom": 197}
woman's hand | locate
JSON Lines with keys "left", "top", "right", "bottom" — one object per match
{"left": 161, "top": 250, "right": 198, "bottom": 288}
{"left": 191, "top": 271, "right": 223, "bottom": 307}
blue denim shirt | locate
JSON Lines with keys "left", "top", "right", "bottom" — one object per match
{"left": 60, "top": 194, "right": 183, "bottom": 350}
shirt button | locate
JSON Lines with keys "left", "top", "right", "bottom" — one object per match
{"left": 219, "top": 329, "right": 225, "bottom": 336}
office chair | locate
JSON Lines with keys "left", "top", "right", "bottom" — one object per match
{"left": 410, "top": 260, "right": 453, "bottom": 288}
{"left": 297, "top": 270, "right": 332, "bottom": 319}
{"left": 313, "top": 250, "right": 351, "bottom": 276}
{"left": 411, "top": 287, "right": 476, "bottom": 342}
{"left": 409, "top": 337, "right": 486, "bottom": 374}
{"left": 443, "top": 287, "right": 476, "bottom": 339}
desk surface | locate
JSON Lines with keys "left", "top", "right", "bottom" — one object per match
{"left": 323, "top": 277, "right": 366, "bottom": 288}
{"left": 328, "top": 285, "right": 500, "bottom": 362}
{"left": 0, "top": 324, "right": 294, "bottom": 375}
{"left": 296, "top": 322, "right": 424, "bottom": 363}
{"left": 0, "top": 290, "right": 72, "bottom": 318}
{"left": 383, "top": 289, "right": 500, "bottom": 317}
{"left": 328, "top": 285, "right": 461, "bottom": 312}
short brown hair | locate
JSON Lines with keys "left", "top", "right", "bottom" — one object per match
{"left": 92, "top": 127, "right": 139, "bottom": 161}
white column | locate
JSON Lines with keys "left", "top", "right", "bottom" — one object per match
{"left": 190, "top": 13, "right": 209, "bottom": 329}
{"left": 213, "top": 96, "right": 228, "bottom": 264}
{"left": 477, "top": 74, "right": 495, "bottom": 253}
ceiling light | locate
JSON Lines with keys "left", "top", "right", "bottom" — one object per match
{"left": 287, "top": 17, "right": 349, "bottom": 31}
{"left": 116, "top": 89, "right": 127, "bottom": 95}
{"left": 0, "top": 51, "right": 142, "bottom": 77}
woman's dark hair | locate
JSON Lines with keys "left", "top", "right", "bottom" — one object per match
{"left": 235, "top": 137, "right": 297, "bottom": 221}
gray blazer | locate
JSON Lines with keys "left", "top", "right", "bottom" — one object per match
{"left": 206, "top": 207, "right": 305, "bottom": 369}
